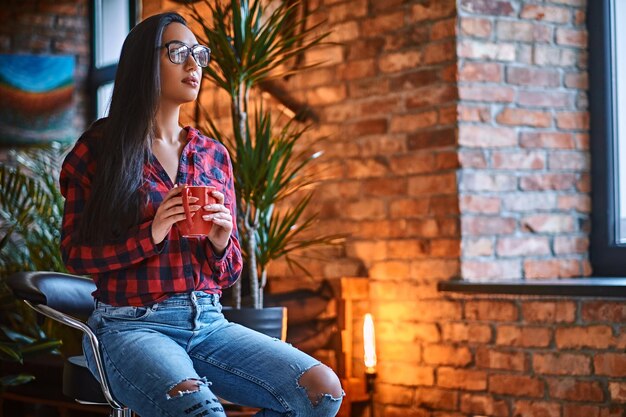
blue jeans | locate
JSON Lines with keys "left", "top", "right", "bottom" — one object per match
{"left": 83, "top": 291, "right": 343, "bottom": 417}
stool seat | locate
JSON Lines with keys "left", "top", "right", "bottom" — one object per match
{"left": 63, "top": 355, "right": 107, "bottom": 404}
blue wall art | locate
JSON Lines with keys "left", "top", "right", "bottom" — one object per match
{"left": 0, "top": 54, "right": 76, "bottom": 146}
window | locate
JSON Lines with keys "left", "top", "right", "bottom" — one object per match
{"left": 89, "top": 0, "right": 137, "bottom": 119}
{"left": 589, "top": 0, "right": 626, "bottom": 275}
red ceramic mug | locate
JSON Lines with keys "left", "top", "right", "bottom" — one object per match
{"left": 177, "top": 185, "right": 217, "bottom": 237}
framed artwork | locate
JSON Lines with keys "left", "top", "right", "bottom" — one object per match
{"left": 0, "top": 54, "right": 76, "bottom": 146}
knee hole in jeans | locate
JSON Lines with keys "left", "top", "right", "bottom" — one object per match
{"left": 297, "top": 364, "right": 343, "bottom": 406}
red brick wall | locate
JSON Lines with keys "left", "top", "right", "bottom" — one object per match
{"left": 0, "top": 0, "right": 91, "bottom": 138}
{"left": 457, "top": 0, "right": 591, "bottom": 281}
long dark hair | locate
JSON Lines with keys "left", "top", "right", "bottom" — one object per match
{"left": 79, "top": 12, "right": 187, "bottom": 244}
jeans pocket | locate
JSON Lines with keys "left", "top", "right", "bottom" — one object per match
{"left": 99, "top": 305, "right": 153, "bottom": 321}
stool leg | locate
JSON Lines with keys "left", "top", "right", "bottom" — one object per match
{"left": 110, "top": 408, "right": 132, "bottom": 417}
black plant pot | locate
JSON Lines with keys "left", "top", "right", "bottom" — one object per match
{"left": 222, "top": 306, "right": 287, "bottom": 341}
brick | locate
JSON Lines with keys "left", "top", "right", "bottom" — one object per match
{"left": 594, "top": 353, "right": 626, "bottom": 377}
{"left": 460, "top": 0, "right": 514, "bottom": 15}
{"left": 496, "top": 325, "right": 551, "bottom": 347}
{"left": 460, "top": 393, "right": 509, "bottom": 417}
{"left": 379, "top": 50, "right": 423, "bottom": 73}
{"left": 377, "top": 323, "right": 430, "bottom": 345}
{"left": 409, "top": 1, "right": 456, "bottom": 22}
{"left": 431, "top": 18, "right": 456, "bottom": 40}
{"left": 467, "top": 300, "right": 518, "bottom": 321}
{"left": 390, "top": 111, "right": 439, "bottom": 133}
{"left": 555, "top": 325, "right": 613, "bottom": 349}
{"left": 459, "top": 172, "right": 517, "bottom": 192}
{"left": 462, "top": 259, "right": 522, "bottom": 280}
{"left": 459, "top": 149, "right": 488, "bottom": 168}
{"left": 556, "top": 111, "right": 589, "bottom": 130}
{"left": 522, "top": 213, "right": 575, "bottom": 233}
{"left": 520, "top": 132, "right": 575, "bottom": 149}
{"left": 379, "top": 362, "right": 434, "bottom": 386}
{"left": 557, "top": 194, "right": 591, "bottom": 212}
{"left": 497, "top": 236, "right": 551, "bottom": 256}
{"left": 390, "top": 69, "right": 439, "bottom": 90}
{"left": 463, "top": 237, "right": 494, "bottom": 256}
{"left": 458, "top": 125, "right": 516, "bottom": 147}
{"left": 437, "top": 367, "right": 487, "bottom": 391}
{"left": 435, "top": 150, "right": 460, "bottom": 170}
{"left": 408, "top": 172, "right": 457, "bottom": 195}
{"left": 344, "top": 158, "right": 388, "bottom": 179}
{"left": 460, "top": 195, "right": 501, "bottom": 214}
{"left": 520, "top": 5, "right": 571, "bottom": 23}
{"left": 458, "top": 40, "right": 516, "bottom": 61}
{"left": 493, "top": 150, "right": 546, "bottom": 170}
{"left": 347, "top": 38, "right": 385, "bottom": 60}
{"left": 534, "top": 352, "right": 591, "bottom": 375}
{"left": 460, "top": 17, "right": 492, "bottom": 38}
{"left": 458, "top": 85, "right": 515, "bottom": 102}
{"left": 548, "top": 378, "right": 605, "bottom": 402}
{"left": 305, "top": 84, "right": 347, "bottom": 105}
{"left": 345, "top": 118, "right": 387, "bottom": 136}
{"left": 489, "top": 374, "right": 544, "bottom": 397}
{"left": 423, "top": 344, "right": 472, "bottom": 366}
{"left": 475, "top": 346, "right": 526, "bottom": 371}
{"left": 582, "top": 302, "right": 626, "bottom": 323}
{"left": 343, "top": 198, "right": 387, "bottom": 220}
{"left": 410, "top": 259, "right": 460, "bottom": 280}
{"left": 609, "top": 382, "right": 626, "bottom": 403}
{"left": 387, "top": 239, "right": 429, "bottom": 259}
{"left": 554, "top": 234, "right": 589, "bottom": 255}
{"left": 348, "top": 78, "right": 389, "bottom": 98}
{"left": 327, "top": 20, "right": 359, "bottom": 42}
{"left": 563, "top": 405, "right": 601, "bottom": 417}
{"left": 406, "top": 84, "right": 458, "bottom": 108}
{"left": 524, "top": 259, "right": 582, "bottom": 279}
{"left": 502, "top": 192, "right": 556, "bottom": 211}
{"left": 518, "top": 90, "right": 572, "bottom": 108}
{"left": 423, "top": 39, "right": 456, "bottom": 64}
{"left": 327, "top": 0, "right": 367, "bottom": 23}
{"left": 338, "top": 59, "right": 377, "bottom": 80}
{"left": 522, "top": 301, "right": 576, "bottom": 323}
{"left": 458, "top": 105, "right": 491, "bottom": 122}
{"left": 513, "top": 400, "right": 562, "bottom": 417}
{"left": 438, "top": 105, "right": 458, "bottom": 126}
{"left": 507, "top": 67, "right": 560, "bottom": 87}
{"left": 548, "top": 151, "right": 589, "bottom": 171}
{"left": 441, "top": 322, "right": 492, "bottom": 343}
{"left": 533, "top": 44, "right": 576, "bottom": 67}
{"left": 414, "top": 388, "right": 459, "bottom": 411}
{"left": 430, "top": 195, "right": 461, "bottom": 216}
{"left": 496, "top": 20, "right": 545, "bottom": 42}
{"left": 347, "top": 241, "right": 387, "bottom": 263}
{"left": 389, "top": 153, "right": 436, "bottom": 176}
{"left": 520, "top": 173, "right": 577, "bottom": 191}
{"left": 361, "top": 12, "right": 404, "bottom": 36}
{"left": 384, "top": 26, "right": 430, "bottom": 52}
{"left": 459, "top": 62, "right": 502, "bottom": 82}
{"left": 565, "top": 72, "right": 588, "bottom": 89}
{"left": 359, "top": 97, "right": 404, "bottom": 116}
{"left": 358, "top": 135, "right": 408, "bottom": 157}
{"left": 370, "top": 261, "right": 411, "bottom": 280}
{"left": 461, "top": 216, "right": 516, "bottom": 235}
{"left": 556, "top": 28, "right": 588, "bottom": 47}
{"left": 430, "top": 239, "right": 461, "bottom": 257}
{"left": 389, "top": 198, "right": 430, "bottom": 218}
{"left": 377, "top": 384, "right": 414, "bottom": 406}
{"left": 385, "top": 406, "right": 429, "bottom": 417}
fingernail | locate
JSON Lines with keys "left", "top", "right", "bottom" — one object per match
{"left": 203, "top": 215, "right": 212, "bottom": 220}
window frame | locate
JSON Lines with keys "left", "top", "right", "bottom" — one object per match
{"left": 589, "top": 0, "right": 626, "bottom": 275}
{"left": 88, "top": 0, "right": 138, "bottom": 120}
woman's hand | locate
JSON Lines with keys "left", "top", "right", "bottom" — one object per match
{"left": 203, "top": 190, "right": 233, "bottom": 255}
{"left": 151, "top": 186, "right": 200, "bottom": 244}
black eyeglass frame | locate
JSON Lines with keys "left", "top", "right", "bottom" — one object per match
{"left": 159, "top": 41, "right": 211, "bottom": 67}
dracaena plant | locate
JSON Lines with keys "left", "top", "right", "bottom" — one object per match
{"left": 0, "top": 143, "right": 67, "bottom": 390}
{"left": 187, "top": 0, "right": 337, "bottom": 309}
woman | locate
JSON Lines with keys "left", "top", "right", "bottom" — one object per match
{"left": 60, "top": 12, "right": 343, "bottom": 417}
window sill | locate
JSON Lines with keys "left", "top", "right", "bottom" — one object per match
{"left": 437, "top": 278, "right": 626, "bottom": 298}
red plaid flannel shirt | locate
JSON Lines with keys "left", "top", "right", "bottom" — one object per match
{"left": 60, "top": 121, "right": 243, "bottom": 306}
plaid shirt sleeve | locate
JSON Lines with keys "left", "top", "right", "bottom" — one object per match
{"left": 59, "top": 139, "right": 163, "bottom": 275}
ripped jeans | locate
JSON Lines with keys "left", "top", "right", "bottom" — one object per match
{"left": 83, "top": 291, "right": 343, "bottom": 417}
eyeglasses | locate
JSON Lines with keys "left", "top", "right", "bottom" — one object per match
{"left": 160, "top": 41, "right": 211, "bottom": 68}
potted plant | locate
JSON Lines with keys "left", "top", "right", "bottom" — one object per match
{"left": 0, "top": 143, "right": 66, "bottom": 391}
{"left": 186, "top": 0, "right": 338, "bottom": 322}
